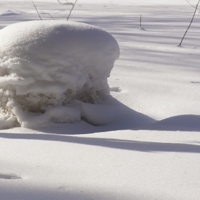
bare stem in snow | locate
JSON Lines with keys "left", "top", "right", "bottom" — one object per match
{"left": 139, "top": 14, "right": 145, "bottom": 30}
{"left": 185, "top": 0, "right": 200, "bottom": 10}
{"left": 67, "top": 0, "right": 78, "bottom": 21}
{"left": 47, "top": 13, "right": 55, "bottom": 20}
{"left": 179, "top": 0, "right": 200, "bottom": 46}
{"left": 56, "top": 0, "right": 63, "bottom": 5}
{"left": 31, "top": 0, "right": 42, "bottom": 20}
{"left": 185, "top": 0, "right": 195, "bottom": 8}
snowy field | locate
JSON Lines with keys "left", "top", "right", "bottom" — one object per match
{"left": 0, "top": 0, "right": 200, "bottom": 200}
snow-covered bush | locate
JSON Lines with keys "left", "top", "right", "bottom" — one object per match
{"left": 0, "top": 20, "right": 119, "bottom": 128}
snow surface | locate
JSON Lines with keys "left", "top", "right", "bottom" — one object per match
{"left": 30, "top": 0, "right": 199, "bottom": 5}
{"left": 0, "top": 1, "right": 200, "bottom": 200}
{"left": 0, "top": 20, "right": 119, "bottom": 128}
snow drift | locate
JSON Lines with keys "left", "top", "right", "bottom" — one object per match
{"left": 0, "top": 20, "right": 120, "bottom": 128}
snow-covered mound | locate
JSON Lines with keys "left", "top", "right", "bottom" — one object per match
{"left": 0, "top": 10, "right": 20, "bottom": 16}
{"left": 0, "top": 20, "right": 119, "bottom": 129}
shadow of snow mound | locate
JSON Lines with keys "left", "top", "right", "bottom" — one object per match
{"left": 28, "top": 96, "right": 156, "bottom": 134}
{"left": 145, "top": 115, "right": 200, "bottom": 132}
{"left": 103, "top": 96, "right": 156, "bottom": 131}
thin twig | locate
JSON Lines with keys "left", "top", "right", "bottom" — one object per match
{"left": 140, "top": 15, "right": 142, "bottom": 28}
{"left": 57, "top": 0, "right": 72, "bottom": 5}
{"left": 186, "top": 0, "right": 195, "bottom": 8}
{"left": 57, "top": 0, "right": 63, "bottom": 5}
{"left": 47, "top": 13, "right": 55, "bottom": 20}
{"left": 31, "top": 0, "right": 42, "bottom": 20}
{"left": 186, "top": 0, "right": 200, "bottom": 11}
{"left": 67, "top": 0, "right": 78, "bottom": 21}
{"left": 179, "top": 0, "right": 200, "bottom": 46}
{"left": 185, "top": 0, "right": 200, "bottom": 10}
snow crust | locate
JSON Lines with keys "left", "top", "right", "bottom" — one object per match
{"left": 0, "top": 20, "right": 119, "bottom": 128}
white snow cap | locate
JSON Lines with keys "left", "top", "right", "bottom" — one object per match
{"left": 0, "top": 20, "right": 119, "bottom": 129}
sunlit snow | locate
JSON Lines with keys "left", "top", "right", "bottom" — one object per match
{"left": 0, "top": 1, "right": 200, "bottom": 200}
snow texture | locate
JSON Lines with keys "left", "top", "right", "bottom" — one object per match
{"left": 0, "top": 20, "right": 119, "bottom": 128}
{"left": 0, "top": 1, "right": 200, "bottom": 200}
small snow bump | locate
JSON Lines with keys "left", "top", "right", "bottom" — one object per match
{"left": 191, "top": 81, "right": 200, "bottom": 84}
{"left": 0, "top": 10, "right": 19, "bottom": 16}
{"left": 110, "top": 87, "right": 122, "bottom": 92}
{"left": 0, "top": 173, "right": 21, "bottom": 180}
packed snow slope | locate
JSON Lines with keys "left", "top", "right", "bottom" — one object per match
{"left": 0, "top": 1, "right": 200, "bottom": 200}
